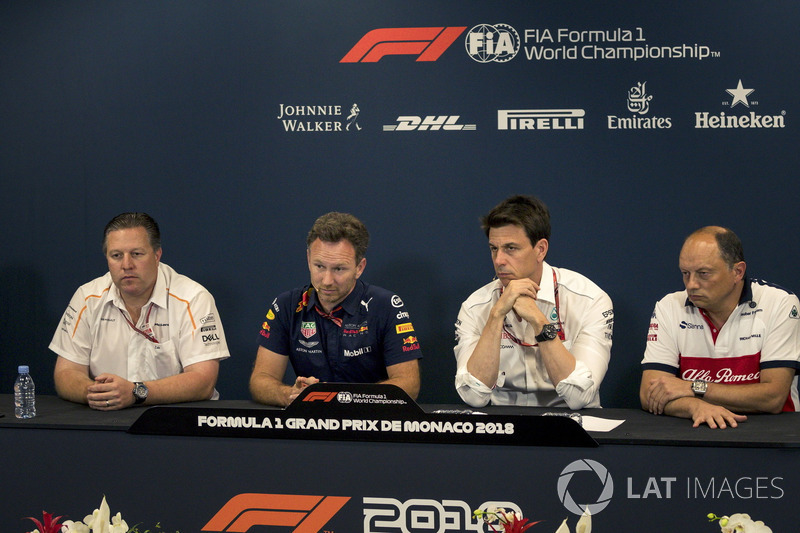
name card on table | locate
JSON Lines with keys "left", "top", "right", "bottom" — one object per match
{"left": 128, "top": 383, "right": 597, "bottom": 447}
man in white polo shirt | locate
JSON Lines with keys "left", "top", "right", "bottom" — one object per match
{"left": 641, "top": 226, "right": 800, "bottom": 428}
{"left": 454, "top": 195, "right": 614, "bottom": 408}
{"left": 50, "top": 212, "right": 230, "bottom": 410}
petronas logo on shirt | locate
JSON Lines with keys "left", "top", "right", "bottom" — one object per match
{"left": 301, "top": 321, "right": 317, "bottom": 338}
{"left": 549, "top": 308, "right": 559, "bottom": 322}
{"left": 790, "top": 306, "right": 799, "bottom": 319}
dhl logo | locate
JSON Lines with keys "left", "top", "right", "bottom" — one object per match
{"left": 202, "top": 493, "right": 350, "bottom": 532}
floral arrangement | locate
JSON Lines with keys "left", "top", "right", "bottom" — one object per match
{"left": 473, "top": 507, "right": 591, "bottom": 533}
{"left": 708, "top": 513, "right": 773, "bottom": 533}
{"left": 24, "top": 496, "right": 178, "bottom": 533}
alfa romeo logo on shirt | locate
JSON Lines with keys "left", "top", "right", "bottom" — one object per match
{"left": 301, "top": 321, "right": 317, "bottom": 339}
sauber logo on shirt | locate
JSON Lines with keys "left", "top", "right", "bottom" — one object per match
{"left": 202, "top": 493, "right": 350, "bottom": 532}
{"left": 681, "top": 354, "right": 761, "bottom": 384}
{"left": 341, "top": 27, "right": 466, "bottom": 63}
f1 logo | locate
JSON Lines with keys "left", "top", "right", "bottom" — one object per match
{"left": 202, "top": 493, "right": 350, "bottom": 532}
{"left": 302, "top": 391, "right": 337, "bottom": 402}
{"left": 341, "top": 27, "right": 466, "bottom": 63}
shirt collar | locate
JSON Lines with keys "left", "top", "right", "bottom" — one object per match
{"left": 107, "top": 264, "right": 168, "bottom": 310}
{"left": 492, "top": 262, "right": 556, "bottom": 304}
{"left": 308, "top": 279, "right": 366, "bottom": 316}
{"left": 537, "top": 262, "right": 556, "bottom": 305}
{"left": 683, "top": 277, "right": 753, "bottom": 308}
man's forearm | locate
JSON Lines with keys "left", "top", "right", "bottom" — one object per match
{"left": 54, "top": 370, "right": 92, "bottom": 404}
{"left": 700, "top": 381, "right": 788, "bottom": 414}
{"left": 465, "top": 312, "right": 505, "bottom": 388}
{"left": 250, "top": 373, "right": 293, "bottom": 407}
{"left": 380, "top": 374, "right": 420, "bottom": 400}
{"left": 144, "top": 371, "right": 216, "bottom": 405}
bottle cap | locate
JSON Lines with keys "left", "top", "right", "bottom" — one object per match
{"left": 18, "top": 365, "right": 29, "bottom": 373}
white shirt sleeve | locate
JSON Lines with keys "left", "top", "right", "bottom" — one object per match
{"left": 49, "top": 286, "right": 94, "bottom": 366}
{"left": 170, "top": 289, "right": 230, "bottom": 369}
{"left": 453, "top": 300, "right": 494, "bottom": 407}
{"left": 554, "top": 289, "right": 613, "bottom": 409}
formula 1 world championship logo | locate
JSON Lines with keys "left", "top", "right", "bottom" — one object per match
{"left": 557, "top": 459, "right": 614, "bottom": 515}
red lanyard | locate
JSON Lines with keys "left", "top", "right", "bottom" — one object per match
{"left": 502, "top": 269, "right": 565, "bottom": 346}
{"left": 119, "top": 303, "right": 159, "bottom": 343}
{"left": 315, "top": 305, "right": 343, "bottom": 327}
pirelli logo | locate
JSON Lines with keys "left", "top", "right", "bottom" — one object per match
{"left": 498, "top": 109, "right": 585, "bottom": 130}
{"left": 395, "top": 322, "right": 415, "bottom": 334}
{"left": 202, "top": 493, "right": 350, "bottom": 532}
{"left": 341, "top": 27, "right": 466, "bottom": 63}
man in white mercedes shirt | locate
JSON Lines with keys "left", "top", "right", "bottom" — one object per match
{"left": 50, "top": 212, "right": 230, "bottom": 410}
{"left": 641, "top": 226, "right": 800, "bottom": 429}
{"left": 454, "top": 195, "right": 614, "bottom": 408}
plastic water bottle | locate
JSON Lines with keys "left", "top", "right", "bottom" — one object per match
{"left": 14, "top": 365, "right": 36, "bottom": 419}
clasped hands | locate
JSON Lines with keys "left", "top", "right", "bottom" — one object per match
{"left": 497, "top": 279, "right": 548, "bottom": 332}
{"left": 87, "top": 374, "right": 136, "bottom": 411}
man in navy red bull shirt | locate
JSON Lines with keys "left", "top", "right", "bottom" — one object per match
{"left": 641, "top": 226, "right": 800, "bottom": 428}
{"left": 250, "top": 212, "right": 422, "bottom": 407}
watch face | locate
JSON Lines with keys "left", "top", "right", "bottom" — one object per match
{"left": 134, "top": 383, "right": 148, "bottom": 399}
{"left": 536, "top": 324, "right": 558, "bottom": 342}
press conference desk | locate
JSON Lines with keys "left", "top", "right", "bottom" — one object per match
{"left": 2, "top": 395, "right": 799, "bottom": 532}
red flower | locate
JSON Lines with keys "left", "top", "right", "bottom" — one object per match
{"left": 499, "top": 515, "right": 542, "bottom": 533}
{"left": 476, "top": 508, "right": 542, "bottom": 533}
{"left": 25, "top": 511, "right": 65, "bottom": 533}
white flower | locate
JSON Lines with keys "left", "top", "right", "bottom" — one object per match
{"left": 110, "top": 512, "right": 128, "bottom": 533}
{"left": 719, "top": 513, "right": 772, "bottom": 533}
{"left": 575, "top": 508, "right": 591, "bottom": 533}
{"left": 554, "top": 518, "right": 570, "bottom": 533}
{"left": 484, "top": 507, "right": 500, "bottom": 524}
{"left": 80, "top": 496, "right": 127, "bottom": 533}
{"left": 61, "top": 520, "right": 91, "bottom": 533}
{"left": 553, "top": 509, "right": 592, "bottom": 533}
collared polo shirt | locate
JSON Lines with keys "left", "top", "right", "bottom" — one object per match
{"left": 642, "top": 278, "right": 800, "bottom": 411}
{"left": 258, "top": 280, "right": 422, "bottom": 382}
{"left": 50, "top": 263, "right": 230, "bottom": 395}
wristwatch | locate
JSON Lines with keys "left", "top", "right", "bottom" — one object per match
{"left": 133, "top": 382, "right": 148, "bottom": 404}
{"left": 535, "top": 323, "right": 559, "bottom": 343}
{"left": 691, "top": 379, "right": 708, "bottom": 398}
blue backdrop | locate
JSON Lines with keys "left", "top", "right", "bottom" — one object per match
{"left": 1, "top": 1, "right": 798, "bottom": 408}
